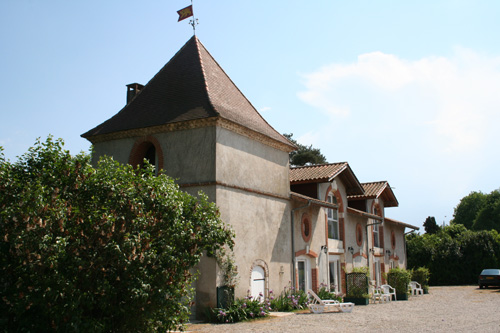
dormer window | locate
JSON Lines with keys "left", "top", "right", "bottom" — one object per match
{"left": 327, "top": 194, "right": 339, "bottom": 240}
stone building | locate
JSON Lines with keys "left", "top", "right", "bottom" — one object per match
{"left": 82, "top": 36, "right": 418, "bottom": 316}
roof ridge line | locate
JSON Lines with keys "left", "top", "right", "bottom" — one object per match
{"left": 194, "top": 37, "right": 219, "bottom": 117}
{"left": 290, "top": 162, "right": 348, "bottom": 169}
{"left": 196, "top": 38, "right": 291, "bottom": 147}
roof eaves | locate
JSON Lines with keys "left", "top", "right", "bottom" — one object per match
{"left": 291, "top": 192, "right": 338, "bottom": 210}
{"left": 346, "top": 207, "right": 383, "bottom": 221}
{"left": 384, "top": 217, "right": 419, "bottom": 230}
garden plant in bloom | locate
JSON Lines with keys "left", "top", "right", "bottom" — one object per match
{"left": 0, "top": 137, "right": 234, "bottom": 332}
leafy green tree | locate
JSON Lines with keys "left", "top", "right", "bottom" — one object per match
{"left": 451, "top": 191, "right": 487, "bottom": 229}
{"left": 0, "top": 137, "right": 234, "bottom": 332}
{"left": 472, "top": 189, "right": 500, "bottom": 232}
{"left": 283, "top": 133, "right": 327, "bottom": 166}
{"left": 406, "top": 225, "right": 500, "bottom": 285}
{"left": 423, "top": 216, "right": 440, "bottom": 234}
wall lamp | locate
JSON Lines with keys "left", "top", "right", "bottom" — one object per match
{"left": 347, "top": 246, "right": 354, "bottom": 255}
{"left": 321, "top": 245, "right": 328, "bottom": 254}
{"left": 386, "top": 249, "right": 391, "bottom": 256}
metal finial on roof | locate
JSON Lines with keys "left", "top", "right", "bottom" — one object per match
{"left": 189, "top": 0, "right": 198, "bottom": 35}
{"left": 177, "top": 1, "right": 197, "bottom": 35}
{"left": 189, "top": 17, "right": 199, "bottom": 35}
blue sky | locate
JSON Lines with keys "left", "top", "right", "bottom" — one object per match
{"left": 2, "top": 1, "right": 500, "bottom": 231}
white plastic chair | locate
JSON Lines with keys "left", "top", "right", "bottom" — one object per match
{"left": 380, "top": 284, "right": 397, "bottom": 301}
{"left": 370, "top": 286, "right": 383, "bottom": 304}
{"left": 409, "top": 281, "right": 423, "bottom": 296}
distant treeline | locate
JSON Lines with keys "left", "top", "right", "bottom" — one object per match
{"left": 406, "top": 189, "right": 500, "bottom": 286}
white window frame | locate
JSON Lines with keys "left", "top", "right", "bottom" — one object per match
{"left": 329, "top": 255, "right": 342, "bottom": 293}
{"left": 373, "top": 223, "right": 380, "bottom": 248}
{"left": 327, "top": 194, "right": 339, "bottom": 240}
{"left": 296, "top": 257, "right": 311, "bottom": 292}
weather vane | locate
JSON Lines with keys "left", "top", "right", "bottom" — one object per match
{"left": 177, "top": 0, "right": 198, "bottom": 35}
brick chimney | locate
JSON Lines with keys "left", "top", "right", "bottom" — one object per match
{"left": 126, "top": 83, "right": 144, "bottom": 104}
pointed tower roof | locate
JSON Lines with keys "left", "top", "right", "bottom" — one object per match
{"left": 82, "top": 36, "right": 294, "bottom": 151}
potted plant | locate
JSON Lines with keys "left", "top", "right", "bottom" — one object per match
{"left": 344, "top": 268, "right": 369, "bottom": 305}
{"left": 411, "top": 267, "right": 431, "bottom": 294}
{"left": 386, "top": 267, "right": 411, "bottom": 300}
{"left": 216, "top": 248, "right": 239, "bottom": 308}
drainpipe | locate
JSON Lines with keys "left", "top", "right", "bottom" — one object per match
{"left": 291, "top": 200, "right": 311, "bottom": 290}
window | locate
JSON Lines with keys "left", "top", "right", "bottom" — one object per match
{"left": 356, "top": 223, "right": 363, "bottom": 246}
{"left": 391, "top": 231, "right": 396, "bottom": 249}
{"left": 144, "top": 144, "right": 157, "bottom": 168}
{"left": 329, "top": 259, "right": 341, "bottom": 293}
{"left": 301, "top": 215, "right": 311, "bottom": 242}
{"left": 296, "top": 257, "right": 311, "bottom": 292}
{"left": 129, "top": 137, "right": 164, "bottom": 175}
{"left": 373, "top": 223, "right": 380, "bottom": 248}
{"left": 327, "top": 194, "right": 339, "bottom": 240}
{"left": 297, "top": 260, "right": 306, "bottom": 291}
{"left": 373, "top": 206, "right": 381, "bottom": 248}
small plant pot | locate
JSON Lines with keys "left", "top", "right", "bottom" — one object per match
{"left": 216, "top": 286, "right": 234, "bottom": 309}
{"left": 395, "top": 293, "right": 408, "bottom": 301}
{"left": 343, "top": 297, "right": 369, "bottom": 305}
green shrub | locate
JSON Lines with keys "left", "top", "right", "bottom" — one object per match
{"left": 269, "top": 283, "right": 309, "bottom": 311}
{"left": 0, "top": 137, "right": 234, "bottom": 332}
{"left": 411, "top": 267, "right": 431, "bottom": 289}
{"left": 207, "top": 295, "right": 270, "bottom": 324}
{"left": 316, "top": 283, "right": 342, "bottom": 301}
{"left": 387, "top": 268, "right": 411, "bottom": 295}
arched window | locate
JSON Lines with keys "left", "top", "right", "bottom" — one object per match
{"left": 327, "top": 194, "right": 339, "bottom": 240}
{"left": 144, "top": 144, "right": 157, "bottom": 169}
{"left": 129, "top": 137, "right": 164, "bottom": 175}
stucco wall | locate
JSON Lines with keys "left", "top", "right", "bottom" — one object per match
{"left": 383, "top": 222, "right": 407, "bottom": 269}
{"left": 215, "top": 127, "right": 290, "bottom": 197}
{"left": 293, "top": 205, "right": 324, "bottom": 260}
{"left": 91, "top": 126, "right": 217, "bottom": 184}
{"left": 344, "top": 213, "right": 369, "bottom": 272}
{"left": 216, "top": 186, "right": 292, "bottom": 299}
{"left": 91, "top": 137, "right": 137, "bottom": 165}
{"left": 90, "top": 125, "right": 294, "bottom": 314}
{"left": 158, "top": 127, "right": 216, "bottom": 183}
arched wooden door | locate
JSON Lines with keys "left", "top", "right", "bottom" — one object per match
{"left": 251, "top": 266, "right": 265, "bottom": 300}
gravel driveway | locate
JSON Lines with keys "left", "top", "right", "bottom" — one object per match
{"left": 187, "top": 286, "right": 500, "bottom": 332}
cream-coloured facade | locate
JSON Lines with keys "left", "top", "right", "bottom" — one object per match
{"left": 82, "top": 36, "right": 418, "bottom": 318}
